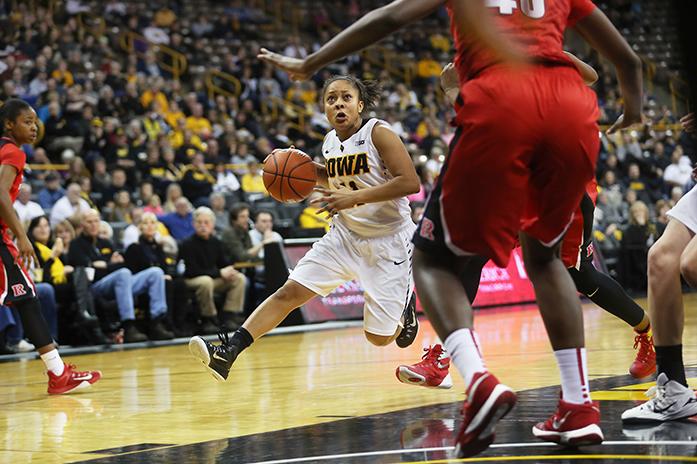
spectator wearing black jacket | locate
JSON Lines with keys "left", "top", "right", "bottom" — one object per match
{"left": 68, "top": 210, "right": 172, "bottom": 342}
{"left": 180, "top": 153, "right": 215, "bottom": 207}
{"left": 180, "top": 207, "right": 246, "bottom": 334}
{"left": 124, "top": 213, "right": 185, "bottom": 336}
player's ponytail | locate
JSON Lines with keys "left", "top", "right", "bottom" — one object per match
{"left": 322, "top": 75, "right": 382, "bottom": 115}
{"left": 0, "top": 99, "right": 31, "bottom": 136}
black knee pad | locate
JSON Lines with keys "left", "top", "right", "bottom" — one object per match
{"left": 14, "top": 298, "right": 53, "bottom": 348}
{"left": 567, "top": 262, "right": 598, "bottom": 296}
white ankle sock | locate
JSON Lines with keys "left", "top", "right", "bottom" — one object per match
{"left": 443, "top": 328, "right": 486, "bottom": 388}
{"left": 40, "top": 349, "right": 64, "bottom": 375}
{"left": 554, "top": 348, "right": 590, "bottom": 404}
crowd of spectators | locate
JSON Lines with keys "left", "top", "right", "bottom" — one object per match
{"left": 0, "top": 0, "right": 693, "bottom": 352}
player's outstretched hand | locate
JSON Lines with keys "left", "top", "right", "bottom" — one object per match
{"left": 257, "top": 48, "right": 313, "bottom": 81}
{"left": 681, "top": 113, "right": 695, "bottom": 133}
{"left": 311, "top": 187, "right": 359, "bottom": 217}
{"left": 16, "top": 234, "right": 37, "bottom": 270}
{"left": 607, "top": 112, "right": 643, "bottom": 135}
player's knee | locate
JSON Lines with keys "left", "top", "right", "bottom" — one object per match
{"left": 364, "top": 331, "right": 392, "bottom": 346}
{"left": 272, "top": 281, "right": 304, "bottom": 305}
{"left": 568, "top": 264, "right": 596, "bottom": 295}
{"left": 680, "top": 254, "right": 697, "bottom": 288}
{"left": 648, "top": 240, "right": 679, "bottom": 278}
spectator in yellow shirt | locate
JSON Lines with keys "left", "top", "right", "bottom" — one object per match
{"left": 185, "top": 103, "right": 212, "bottom": 137}
{"left": 299, "top": 192, "right": 330, "bottom": 233}
{"left": 165, "top": 100, "right": 185, "bottom": 129}
{"left": 140, "top": 77, "right": 169, "bottom": 114}
{"left": 241, "top": 162, "right": 268, "bottom": 199}
{"left": 416, "top": 52, "right": 441, "bottom": 85}
{"left": 51, "top": 60, "right": 74, "bottom": 87}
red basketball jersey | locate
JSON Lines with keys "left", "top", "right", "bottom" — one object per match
{"left": 0, "top": 138, "right": 26, "bottom": 229}
{"left": 447, "top": 0, "right": 597, "bottom": 81}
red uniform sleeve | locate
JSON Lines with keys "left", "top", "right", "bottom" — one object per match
{"left": 0, "top": 144, "right": 25, "bottom": 173}
{"left": 567, "top": 0, "right": 596, "bottom": 28}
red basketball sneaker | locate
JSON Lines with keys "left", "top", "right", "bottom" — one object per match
{"left": 396, "top": 344, "right": 453, "bottom": 389}
{"left": 47, "top": 363, "right": 102, "bottom": 395}
{"left": 629, "top": 332, "right": 656, "bottom": 379}
{"left": 532, "top": 399, "right": 603, "bottom": 446}
{"left": 454, "top": 372, "right": 517, "bottom": 458}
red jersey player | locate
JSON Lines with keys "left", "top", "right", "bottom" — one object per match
{"left": 259, "top": 0, "right": 642, "bottom": 457}
{"left": 0, "top": 99, "right": 101, "bottom": 394}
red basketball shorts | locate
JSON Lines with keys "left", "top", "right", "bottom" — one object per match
{"left": 0, "top": 231, "right": 36, "bottom": 305}
{"left": 414, "top": 64, "right": 600, "bottom": 268}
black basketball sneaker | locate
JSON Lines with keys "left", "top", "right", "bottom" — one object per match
{"left": 189, "top": 333, "right": 240, "bottom": 381}
{"left": 396, "top": 292, "right": 418, "bottom": 348}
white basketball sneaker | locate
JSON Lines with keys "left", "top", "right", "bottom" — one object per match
{"left": 622, "top": 373, "right": 697, "bottom": 422}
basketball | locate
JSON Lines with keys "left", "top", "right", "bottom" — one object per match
{"left": 263, "top": 148, "right": 317, "bottom": 202}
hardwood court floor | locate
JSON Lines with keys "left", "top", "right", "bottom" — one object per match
{"left": 3, "top": 294, "right": 697, "bottom": 463}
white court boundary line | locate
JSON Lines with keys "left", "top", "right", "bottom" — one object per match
{"left": 251, "top": 441, "right": 697, "bottom": 464}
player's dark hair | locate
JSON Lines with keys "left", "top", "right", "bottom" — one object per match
{"left": 0, "top": 99, "right": 32, "bottom": 136}
{"left": 321, "top": 75, "right": 381, "bottom": 115}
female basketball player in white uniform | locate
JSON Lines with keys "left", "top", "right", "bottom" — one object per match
{"left": 189, "top": 76, "right": 425, "bottom": 382}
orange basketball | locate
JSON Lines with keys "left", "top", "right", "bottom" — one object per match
{"left": 263, "top": 148, "right": 317, "bottom": 202}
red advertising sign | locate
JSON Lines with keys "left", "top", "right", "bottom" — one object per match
{"left": 472, "top": 248, "right": 536, "bottom": 307}
{"left": 284, "top": 242, "right": 536, "bottom": 322}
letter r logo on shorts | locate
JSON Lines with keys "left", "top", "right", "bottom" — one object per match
{"left": 419, "top": 218, "right": 435, "bottom": 241}
{"left": 11, "top": 284, "right": 26, "bottom": 297}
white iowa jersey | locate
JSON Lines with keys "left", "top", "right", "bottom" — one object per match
{"left": 322, "top": 118, "right": 412, "bottom": 238}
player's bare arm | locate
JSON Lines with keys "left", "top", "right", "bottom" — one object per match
{"left": 0, "top": 165, "right": 37, "bottom": 268}
{"left": 313, "top": 125, "right": 419, "bottom": 215}
{"left": 563, "top": 51, "right": 598, "bottom": 85}
{"left": 573, "top": 9, "right": 643, "bottom": 134}
{"left": 314, "top": 161, "right": 329, "bottom": 188}
{"left": 258, "top": 0, "right": 444, "bottom": 79}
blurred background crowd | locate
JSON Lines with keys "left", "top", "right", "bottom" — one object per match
{"left": 0, "top": 0, "right": 692, "bottom": 352}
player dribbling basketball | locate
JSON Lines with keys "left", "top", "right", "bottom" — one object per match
{"left": 189, "top": 76, "right": 424, "bottom": 382}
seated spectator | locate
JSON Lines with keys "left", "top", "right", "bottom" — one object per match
{"left": 299, "top": 191, "right": 330, "bottom": 233}
{"left": 98, "top": 221, "right": 114, "bottom": 241}
{"left": 207, "top": 193, "right": 228, "bottom": 233}
{"left": 50, "top": 182, "right": 91, "bottom": 226}
{"left": 181, "top": 207, "right": 246, "bottom": 334}
{"left": 67, "top": 210, "right": 173, "bottom": 342}
{"left": 122, "top": 208, "right": 145, "bottom": 249}
{"left": 250, "top": 210, "right": 283, "bottom": 258}
{"left": 180, "top": 153, "right": 215, "bottom": 207}
{"left": 144, "top": 194, "right": 164, "bottom": 216}
{"left": 108, "top": 190, "right": 134, "bottom": 223}
{"left": 28, "top": 215, "right": 107, "bottom": 345}
{"left": 37, "top": 172, "right": 64, "bottom": 210}
{"left": 655, "top": 199, "right": 671, "bottom": 229}
{"left": 663, "top": 146, "right": 692, "bottom": 189}
{"left": 163, "top": 183, "right": 183, "bottom": 213}
{"left": 125, "top": 213, "right": 182, "bottom": 336}
{"left": 222, "top": 203, "right": 265, "bottom": 263}
{"left": 14, "top": 184, "right": 44, "bottom": 224}
{"left": 101, "top": 168, "right": 129, "bottom": 208}
{"left": 54, "top": 219, "right": 77, "bottom": 263}
{"left": 212, "top": 159, "right": 240, "bottom": 195}
{"left": 185, "top": 103, "right": 212, "bottom": 137}
{"left": 624, "top": 163, "right": 653, "bottom": 205}
{"left": 158, "top": 197, "right": 195, "bottom": 241}
{"left": 241, "top": 161, "right": 268, "bottom": 200}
